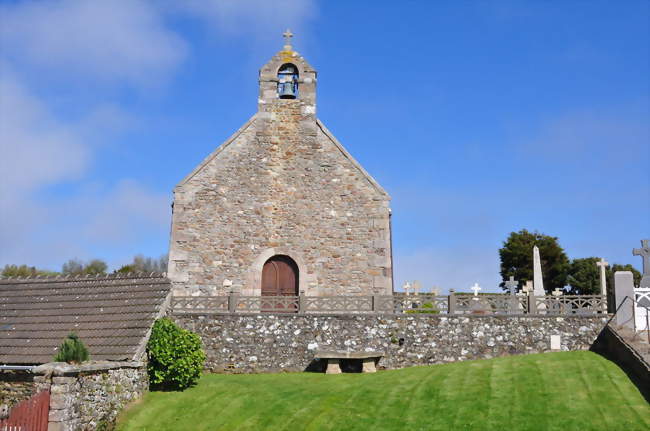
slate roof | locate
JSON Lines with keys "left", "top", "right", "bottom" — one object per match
{"left": 0, "top": 274, "right": 171, "bottom": 365}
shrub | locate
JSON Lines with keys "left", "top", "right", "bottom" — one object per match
{"left": 147, "top": 318, "right": 206, "bottom": 390}
{"left": 53, "top": 333, "right": 90, "bottom": 363}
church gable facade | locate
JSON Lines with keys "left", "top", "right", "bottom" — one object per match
{"left": 168, "top": 33, "right": 393, "bottom": 297}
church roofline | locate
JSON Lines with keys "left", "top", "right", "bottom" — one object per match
{"left": 316, "top": 119, "right": 390, "bottom": 199}
{"left": 175, "top": 114, "right": 258, "bottom": 189}
{"left": 175, "top": 115, "right": 390, "bottom": 201}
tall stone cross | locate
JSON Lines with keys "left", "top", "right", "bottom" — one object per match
{"left": 471, "top": 283, "right": 481, "bottom": 296}
{"left": 283, "top": 29, "right": 294, "bottom": 50}
{"left": 505, "top": 276, "right": 518, "bottom": 296}
{"left": 633, "top": 239, "right": 650, "bottom": 288}
{"left": 403, "top": 281, "right": 412, "bottom": 296}
{"left": 596, "top": 258, "right": 609, "bottom": 296}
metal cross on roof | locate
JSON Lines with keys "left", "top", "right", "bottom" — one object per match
{"left": 283, "top": 29, "right": 294, "bottom": 48}
{"left": 505, "top": 276, "right": 518, "bottom": 296}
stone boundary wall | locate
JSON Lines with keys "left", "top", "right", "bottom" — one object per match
{"left": 0, "top": 369, "right": 36, "bottom": 413}
{"left": 172, "top": 313, "right": 609, "bottom": 373}
{"left": 32, "top": 361, "right": 147, "bottom": 431}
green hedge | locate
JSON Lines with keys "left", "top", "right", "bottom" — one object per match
{"left": 146, "top": 318, "right": 206, "bottom": 390}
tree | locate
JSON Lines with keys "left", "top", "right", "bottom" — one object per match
{"left": 115, "top": 254, "right": 168, "bottom": 274}
{"left": 1, "top": 264, "right": 59, "bottom": 277}
{"left": 61, "top": 258, "right": 108, "bottom": 276}
{"left": 53, "top": 333, "right": 90, "bottom": 364}
{"left": 567, "top": 257, "right": 600, "bottom": 295}
{"left": 607, "top": 264, "right": 642, "bottom": 289}
{"left": 499, "top": 229, "right": 570, "bottom": 293}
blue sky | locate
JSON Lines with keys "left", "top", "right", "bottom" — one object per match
{"left": 0, "top": 0, "right": 648, "bottom": 292}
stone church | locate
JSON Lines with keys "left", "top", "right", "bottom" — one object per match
{"left": 168, "top": 32, "right": 393, "bottom": 297}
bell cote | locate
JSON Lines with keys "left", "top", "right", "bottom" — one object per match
{"left": 258, "top": 30, "right": 317, "bottom": 116}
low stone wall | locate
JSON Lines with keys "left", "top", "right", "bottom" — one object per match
{"left": 172, "top": 313, "right": 609, "bottom": 373}
{"left": 0, "top": 369, "right": 37, "bottom": 413}
{"left": 33, "top": 361, "right": 147, "bottom": 431}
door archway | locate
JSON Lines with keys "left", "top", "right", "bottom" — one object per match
{"left": 261, "top": 255, "right": 299, "bottom": 297}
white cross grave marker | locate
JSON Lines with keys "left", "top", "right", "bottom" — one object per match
{"left": 596, "top": 258, "right": 609, "bottom": 296}
{"left": 403, "top": 282, "right": 411, "bottom": 296}
{"left": 552, "top": 288, "right": 563, "bottom": 297}
{"left": 471, "top": 283, "right": 482, "bottom": 297}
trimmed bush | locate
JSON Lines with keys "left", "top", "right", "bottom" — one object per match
{"left": 53, "top": 333, "right": 90, "bottom": 363}
{"left": 147, "top": 318, "right": 206, "bottom": 390}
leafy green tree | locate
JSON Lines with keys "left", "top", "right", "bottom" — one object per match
{"left": 499, "top": 229, "right": 570, "bottom": 293}
{"left": 567, "top": 257, "right": 600, "bottom": 295}
{"left": 115, "top": 254, "right": 168, "bottom": 274}
{"left": 53, "top": 333, "right": 90, "bottom": 363}
{"left": 1, "top": 264, "right": 59, "bottom": 277}
{"left": 607, "top": 264, "right": 642, "bottom": 289}
{"left": 62, "top": 258, "right": 107, "bottom": 276}
{"left": 147, "top": 318, "right": 205, "bottom": 390}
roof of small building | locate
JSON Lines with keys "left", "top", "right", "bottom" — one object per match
{"left": 0, "top": 273, "right": 171, "bottom": 365}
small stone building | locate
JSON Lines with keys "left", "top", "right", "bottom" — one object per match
{"left": 168, "top": 33, "right": 393, "bottom": 297}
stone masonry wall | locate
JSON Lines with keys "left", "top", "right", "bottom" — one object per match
{"left": 169, "top": 101, "right": 392, "bottom": 297}
{"left": 172, "top": 313, "right": 608, "bottom": 373}
{"left": 0, "top": 370, "right": 36, "bottom": 414}
{"left": 168, "top": 46, "right": 392, "bottom": 297}
{"left": 33, "top": 362, "right": 147, "bottom": 431}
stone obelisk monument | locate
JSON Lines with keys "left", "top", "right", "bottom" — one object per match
{"left": 533, "top": 246, "right": 545, "bottom": 295}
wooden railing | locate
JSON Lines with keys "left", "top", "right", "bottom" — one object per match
{"left": 171, "top": 292, "right": 608, "bottom": 316}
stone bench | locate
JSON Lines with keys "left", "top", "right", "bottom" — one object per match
{"left": 315, "top": 350, "right": 384, "bottom": 374}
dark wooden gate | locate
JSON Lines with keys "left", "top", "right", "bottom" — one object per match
{"left": 261, "top": 255, "right": 299, "bottom": 312}
{"left": 0, "top": 390, "right": 50, "bottom": 431}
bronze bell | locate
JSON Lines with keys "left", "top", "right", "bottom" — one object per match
{"left": 277, "top": 64, "right": 298, "bottom": 99}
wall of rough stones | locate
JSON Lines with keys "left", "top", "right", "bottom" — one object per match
{"left": 168, "top": 47, "right": 392, "bottom": 297}
{"left": 172, "top": 313, "right": 609, "bottom": 373}
{"left": 0, "top": 370, "right": 36, "bottom": 413}
{"left": 32, "top": 362, "right": 147, "bottom": 431}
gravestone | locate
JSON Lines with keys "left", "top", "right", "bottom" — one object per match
{"left": 412, "top": 280, "right": 422, "bottom": 296}
{"left": 533, "top": 246, "right": 545, "bottom": 296}
{"left": 614, "top": 271, "right": 635, "bottom": 329}
{"left": 505, "top": 276, "right": 518, "bottom": 296}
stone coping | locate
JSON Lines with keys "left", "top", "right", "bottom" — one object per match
{"left": 33, "top": 361, "right": 144, "bottom": 376}
{"left": 172, "top": 312, "right": 611, "bottom": 319}
{"left": 315, "top": 351, "right": 384, "bottom": 359}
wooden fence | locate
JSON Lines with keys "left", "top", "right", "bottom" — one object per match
{"left": 171, "top": 292, "right": 607, "bottom": 315}
{"left": 0, "top": 390, "right": 49, "bottom": 431}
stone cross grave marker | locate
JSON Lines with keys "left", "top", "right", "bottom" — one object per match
{"left": 596, "top": 258, "right": 609, "bottom": 296}
{"left": 403, "top": 281, "right": 412, "bottom": 296}
{"left": 552, "top": 288, "right": 563, "bottom": 297}
{"left": 505, "top": 276, "right": 518, "bottom": 296}
{"left": 471, "top": 283, "right": 481, "bottom": 297}
{"left": 633, "top": 239, "right": 650, "bottom": 288}
{"left": 412, "top": 280, "right": 422, "bottom": 296}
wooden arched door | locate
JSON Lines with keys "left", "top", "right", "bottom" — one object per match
{"left": 261, "top": 255, "right": 299, "bottom": 297}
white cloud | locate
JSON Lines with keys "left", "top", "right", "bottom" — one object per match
{"left": 175, "top": 0, "right": 317, "bottom": 37}
{"left": 0, "top": 0, "right": 187, "bottom": 86}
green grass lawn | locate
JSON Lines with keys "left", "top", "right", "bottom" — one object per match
{"left": 117, "top": 351, "right": 649, "bottom": 431}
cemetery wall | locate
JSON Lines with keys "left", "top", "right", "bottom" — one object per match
{"left": 172, "top": 313, "right": 609, "bottom": 373}
{"left": 33, "top": 361, "right": 147, "bottom": 431}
